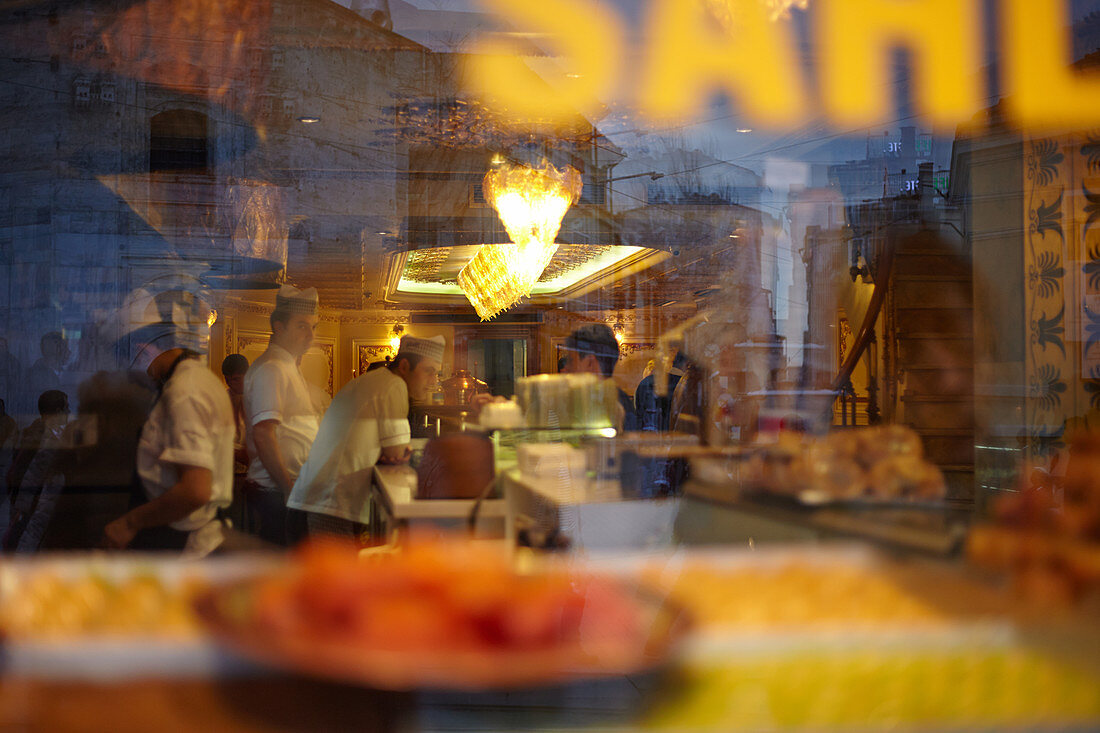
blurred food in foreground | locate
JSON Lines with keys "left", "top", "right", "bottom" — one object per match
{"left": 195, "top": 537, "right": 685, "bottom": 688}
{"left": 969, "top": 433, "right": 1100, "bottom": 604}
{"left": 745, "top": 425, "right": 945, "bottom": 502}
{"left": 250, "top": 538, "right": 643, "bottom": 650}
{"left": 642, "top": 561, "right": 946, "bottom": 629}
{"left": 645, "top": 646, "right": 1100, "bottom": 731}
{"left": 0, "top": 568, "right": 203, "bottom": 640}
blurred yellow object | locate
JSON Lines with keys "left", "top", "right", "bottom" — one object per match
{"left": 643, "top": 562, "right": 945, "bottom": 629}
{"left": 645, "top": 648, "right": 1100, "bottom": 730}
{"left": 0, "top": 570, "right": 203, "bottom": 640}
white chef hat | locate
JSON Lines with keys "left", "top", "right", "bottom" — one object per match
{"left": 273, "top": 284, "right": 319, "bottom": 317}
{"left": 110, "top": 274, "right": 214, "bottom": 358}
{"left": 396, "top": 334, "right": 445, "bottom": 364}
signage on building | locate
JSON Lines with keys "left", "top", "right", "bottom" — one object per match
{"left": 470, "top": 0, "right": 1100, "bottom": 131}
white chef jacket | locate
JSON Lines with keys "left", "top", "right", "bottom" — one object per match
{"left": 288, "top": 367, "right": 410, "bottom": 523}
{"left": 137, "top": 358, "right": 234, "bottom": 558}
{"left": 243, "top": 342, "right": 321, "bottom": 495}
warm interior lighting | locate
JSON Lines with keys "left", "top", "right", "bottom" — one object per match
{"left": 612, "top": 320, "right": 625, "bottom": 343}
{"left": 390, "top": 323, "right": 404, "bottom": 352}
{"left": 395, "top": 244, "right": 652, "bottom": 297}
{"left": 458, "top": 160, "right": 582, "bottom": 320}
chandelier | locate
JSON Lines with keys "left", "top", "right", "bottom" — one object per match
{"left": 458, "top": 160, "right": 583, "bottom": 320}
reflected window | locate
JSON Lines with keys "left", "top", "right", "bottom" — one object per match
{"left": 149, "top": 109, "right": 208, "bottom": 173}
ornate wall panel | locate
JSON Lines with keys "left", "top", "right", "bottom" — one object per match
{"left": 236, "top": 330, "right": 335, "bottom": 396}
{"left": 1074, "top": 132, "right": 1100, "bottom": 432}
{"left": 1023, "top": 132, "right": 1100, "bottom": 458}
{"left": 1025, "top": 135, "right": 1071, "bottom": 458}
{"left": 352, "top": 340, "right": 396, "bottom": 378}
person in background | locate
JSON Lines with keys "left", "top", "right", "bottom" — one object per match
{"left": 53, "top": 369, "right": 155, "bottom": 550}
{"left": 6, "top": 391, "right": 68, "bottom": 497}
{"left": 2, "top": 390, "right": 69, "bottom": 551}
{"left": 635, "top": 351, "right": 686, "bottom": 432}
{"left": 367, "top": 355, "right": 392, "bottom": 372}
{"left": 221, "top": 354, "right": 251, "bottom": 531}
{"left": 559, "top": 323, "right": 639, "bottom": 432}
{"left": 101, "top": 280, "right": 233, "bottom": 556}
{"left": 243, "top": 285, "right": 321, "bottom": 546}
{"left": 25, "top": 332, "right": 70, "bottom": 418}
{"left": 288, "top": 335, "right": 443, "bottom": 542}
{"left": 221, "top": 355, "right": 249, "bottom": 464}
{"left": 557, "top": 355, "right": 568, "bottom": 373}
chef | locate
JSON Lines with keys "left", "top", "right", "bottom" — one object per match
{"left": 287, "top": 334, "right": 443, "bottom": 540}
{"left": 242, "top": 284, "right": 321, "bottom": 545}
{"left": 102, "top": 279, "right": 234, "bottom": 557}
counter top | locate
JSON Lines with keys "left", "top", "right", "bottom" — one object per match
{"left": 680, "top": 479, "right": 970, "bottom": 556}
{"left": 371, "top": 463, "right": 506, "bottom": 521}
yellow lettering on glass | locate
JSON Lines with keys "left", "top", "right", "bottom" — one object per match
{"left": 467, "top": 0, "right": 623, "bottom": 123}
{"left": 1003, "top": 0, "right": 1100, "bottom": 130}
{"left": 818, "top": 0, "right": 981, "bottom": 127}
{"left": 640, "top": 0, "right": 805, "bottom": 125}
{"left": 466, "top": 0, "right": 1100, "bottom": 131}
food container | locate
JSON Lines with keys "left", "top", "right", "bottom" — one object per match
{"left": 441, "top": 369, "right": 488, "bottom": 406}
{"left": 515, "top": 374, "right": 619, "bottom": 428}
{"left": 416, "top": 433, "right": 495, "bottom": 499}
{"left": 478, "top": 399, "right": 524, "bottom": 429}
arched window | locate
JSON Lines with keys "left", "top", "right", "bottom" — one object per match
{"left": 149, "top": 109, "right": 208, "bottom": 172}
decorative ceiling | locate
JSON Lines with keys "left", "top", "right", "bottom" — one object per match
{"left": 402, "top": 243, "right": 621, "bottom": 286}
{"left": 379, "top": 98, "right": 609, "bottom": 152}
{"left": 388, "top": 243, "right": 668, "bottom": 308}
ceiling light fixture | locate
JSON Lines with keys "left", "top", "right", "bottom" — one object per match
{"left": 736, "top": 128, "right": 753, "bottom": 133}
{"left": 297, "top": 116, "right": 320, "bottom": 124}
{"left": 458, "top": 160, "right": 582, "bottom": 320}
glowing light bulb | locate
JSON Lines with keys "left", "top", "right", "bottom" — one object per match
{"left": 458, "top": 160, "right": 582, "bottom": 320}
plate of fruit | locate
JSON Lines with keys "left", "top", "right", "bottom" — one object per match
{"left": 193, "top": 538, "right": 689, "bottom": 690}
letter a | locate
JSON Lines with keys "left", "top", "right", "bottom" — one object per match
{"left": 467, "top": 0, "right": 623, "bottom": 123}
{"left": 640, "top": 0, "right": 806, "bottom": 126}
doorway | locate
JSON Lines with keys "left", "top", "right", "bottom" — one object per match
{"left": 468, "top": 338, "right": 527, "bottom": 397}
{"left": 454, "top": 324, "right": 539, "bottom": 398}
